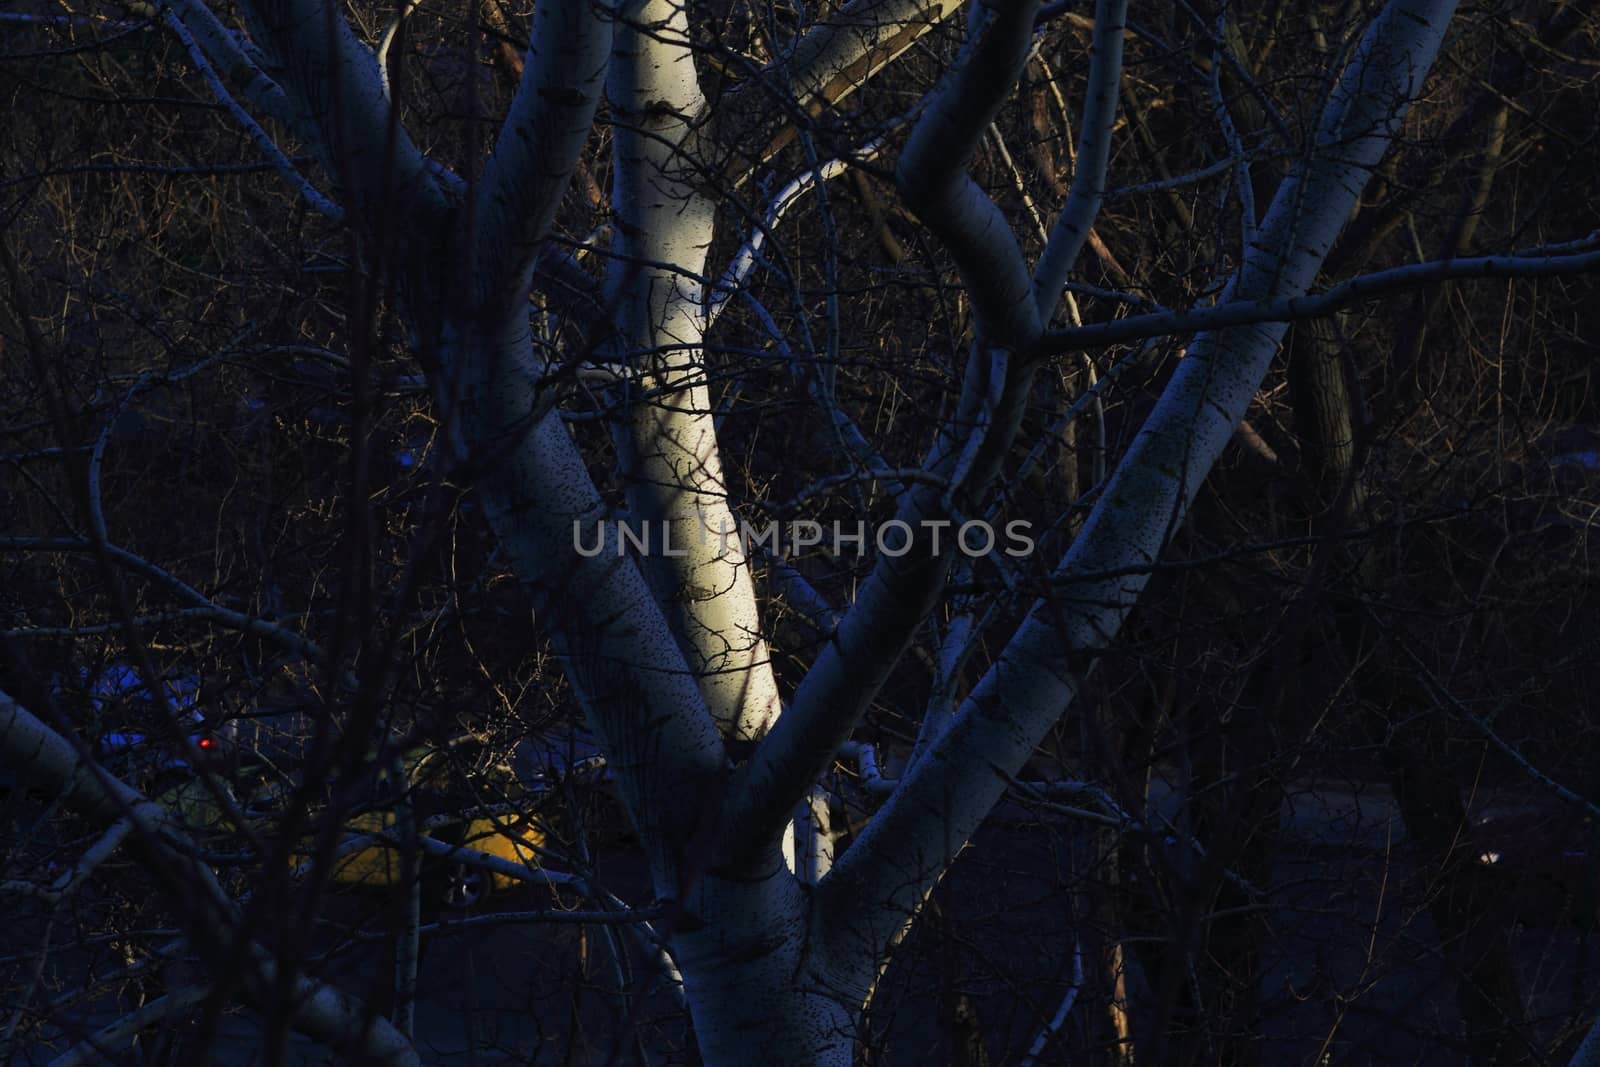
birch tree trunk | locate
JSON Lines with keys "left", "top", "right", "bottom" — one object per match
{"left": 27, "top": 0, "right": 1590, "bottom": 1061}
{"left": 605, "top": 0, "right": 782, "bottom": 745}
{"left": 824, "top": 0, "right": 1461, "bottom": 978}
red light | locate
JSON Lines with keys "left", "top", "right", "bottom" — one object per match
{"left": 198, "top": 736, "right": 217, "bottom": 751}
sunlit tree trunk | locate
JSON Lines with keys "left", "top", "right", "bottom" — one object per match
{"left": 1, "top": 0, "right": 1498, "bottom": 1062}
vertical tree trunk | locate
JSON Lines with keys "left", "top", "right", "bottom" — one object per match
{"left": 673, "top": 861, "right": 862, "bottom": 1067}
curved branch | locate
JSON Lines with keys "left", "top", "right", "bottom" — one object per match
{"left": 895, "top": 0, "right": 1042, "bottom": 346}
{"left": 707, "top": 139, "right": 886, "bottom": 329}
{"left": 821, "top": 0, "right": 1464, "bottom": 961}
{"left": 375, "top": 0, "right": 424, "bottom": 102}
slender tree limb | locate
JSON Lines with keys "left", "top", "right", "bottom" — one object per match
{"left": 375, "top": 0, "right": 424, "bottom": 101}
{"left": 473, "top": 0, "right": 612, "bottom": 311}
{"left": 1207, "top": 7, "right": 1257, "bottom": 248}
{"left": 822, "top": 0, "right": 1463, "bottom": 961}
{"left": 1030, "top": 235, "right": 1600, "bottom": 359}
{"left": 707, "top": 138, "right": 888, "bottom": 330}
{"left": 1019, "top": 936, "right": 1084, "bottom": 1067}
{"left": 1032, "top": 0, "right": 1127, "bottom": 319}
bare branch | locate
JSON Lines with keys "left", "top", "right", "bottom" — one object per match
{"left": 48, "top": 984, "right": 214, "bottom": 1067}
{"left": 0, "top": 537, "right": 343, "bottom": 678}
{"left": 895, "top": 0, "right": 1042, "bottom": 346}
{"left": 708, "top": 138, "right": 888, "bottom": 329}
{"left": 232, "top": 0, "right": 442, "bottom": 217}
{"left": 473, "top": 0, "right": 612, "bottom": 310}
{"left": 0, "top": 819, "right": 133, "bottom": 904}
{"left": 823, "top": 0, "right": 1463, "bottom": 958}
{"left": 1032, "top": 0, "right": 1127, "bottom": 319}
{"left": 1031, "top": 234, "right": 1600, "bottom": 359}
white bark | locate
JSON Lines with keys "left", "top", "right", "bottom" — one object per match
{"left": 822, "top": 0, "right": 1461, "bottom": 961}
{"left": 780, "top": 0, "right": 966, "bottom": 115}
{"left": 446, "top": 315, "right": 726, "bottom": 890}
{"left": 1031, "top": 0, "right": 1127, "bottom": 318}
{"left": 783, "top": 788, "right": 837, "bottom": 884}
{"left": 14, "top": 0, "right": 1520, "bottom": 1063}
{"left": 607, "top": 0, "right": 782, "bottom": 743}
{"left": 720, "top": 0, "right": 1048, "bottom": 869}
{"left": 709, "top": 147, "right": 879, "bottom": 330}
{"left": 673, "top": 853, "right": 860, "bottom": 1067}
